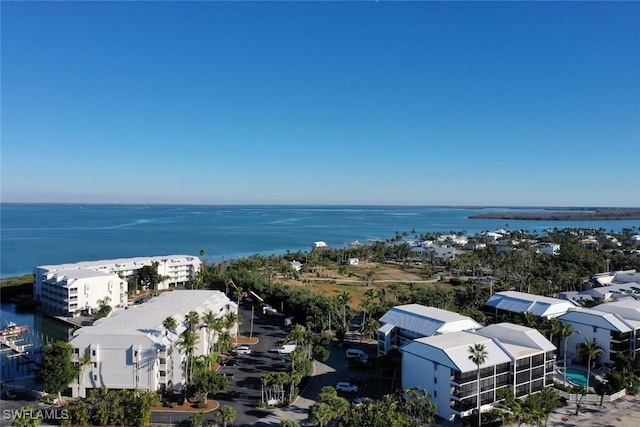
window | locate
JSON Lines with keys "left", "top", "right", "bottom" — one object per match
{"left": 516, "top": 358, "right": 530, "bottom": 371}
{"left": 434, "top": 377, "right": 438, "bottom": 384}
{"left": 516, "top": 371, "right": 530, "bottom": 385}
{"left": 531, "top": 354, "right": 544, "bottom": 366}
{"left": 92, "top": 350, "right": 96, "bottom": 356}
{"left": 93, "top": 375, "right": 97, "bottom": 381}
{"left": 93, "top": 362, "right": 97, "bottom": 368}
{"left": 496, "top": 363, "right": 510, "bottom": 374}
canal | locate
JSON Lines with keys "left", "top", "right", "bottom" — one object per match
{"left": 1, "top": 301, "right": 74, "bottom": 383}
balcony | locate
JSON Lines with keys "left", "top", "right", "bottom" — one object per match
{"left": 450, "top": 398, "right": 475, "bottom": 413}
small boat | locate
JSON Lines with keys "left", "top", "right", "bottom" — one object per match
{"left": 0, "top": 321, "right": 29, "bottom": 337}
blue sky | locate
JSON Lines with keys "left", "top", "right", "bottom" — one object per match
{"left": 2, "top": 2, "right": 638, "bottom": 206}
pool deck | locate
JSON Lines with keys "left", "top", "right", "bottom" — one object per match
{"left": 548, "top": 364, "right": 638, "bottom": 427}
{"left": 554, "top": 365, "right": 605, "bottom": 388}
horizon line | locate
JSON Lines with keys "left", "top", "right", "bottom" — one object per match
{"left": 1, "top": 202, "right": 639, "bottom": 210}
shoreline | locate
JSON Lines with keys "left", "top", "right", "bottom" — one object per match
{"left": 470, "top": 208, "right": 640, "bottom": 221}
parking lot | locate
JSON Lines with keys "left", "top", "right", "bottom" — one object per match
{"left": 152, "top": 302, "right": 296, "bottom": 426}
{"left": 152, "top": 302, "right": 388, "bottom": 426}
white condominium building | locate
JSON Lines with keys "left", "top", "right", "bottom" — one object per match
{"left": 70, "top": 290, "right": 237, "bottom": 398}
{"left": 34, "top": 255, "right": 201, "bottom": 315}
{"left": 485, "top": 291, "right": 578, "bottom": 322}
{"left": 557, "top": 301, "right": 640, "bottom": 366}
{"left": 401, "top": 323, "right": 555, "bottom": 422}
{"left": 377, "top": 304, "right": 483, "bottom": 355}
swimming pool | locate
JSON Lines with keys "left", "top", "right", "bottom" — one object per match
{"left": 559, "top": 368, "right": 600, "bottom": 387}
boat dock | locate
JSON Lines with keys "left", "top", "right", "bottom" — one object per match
{"left": 0, "top": 336, "right": 39, "bottom": 365}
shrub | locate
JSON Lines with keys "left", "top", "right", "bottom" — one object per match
{"left": 195, "top": 401, "right": 207, "bottom": 409}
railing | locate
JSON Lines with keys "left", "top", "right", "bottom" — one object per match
{"left": 554, "top": 388, "right": 627, "bottom": 403}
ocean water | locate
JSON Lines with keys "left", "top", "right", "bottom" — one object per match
{"left": 2, "top": 204, "right": 639, "bottom": 278}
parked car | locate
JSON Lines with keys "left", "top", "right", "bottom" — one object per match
{"left": 346, "top": 348, "right": 369, "bottom": 363}
{"left": 220, "top": 358, "right": 238, "bottom": 366}
{"left": 280, "top": 353, "right": 292, "bottom": 361}
{"left": 342, "top": 376, "right": 364, "bottom": 386}
{"left": 336, "top": 382, "right": 359, "bottom": 393}
{"left": 232, "top": 345, "right": 252, "bottom": 355}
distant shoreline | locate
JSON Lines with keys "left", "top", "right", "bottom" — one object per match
{"left": 469, "top": 208, "right": 640, "bottom": 221}
{"left": 1, "top": 202, "right": 638, "bottom": 209}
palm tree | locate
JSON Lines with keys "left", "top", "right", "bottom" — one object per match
{"left": 201, "top": 310, "right": 222, "bottom": 355}
{"left": 388, "top": 283, "right": 401, "bottom": 302}
{"left": 217, "top": 330, "right": 233, "bottom": 354}
{"left": 557, "top": 321, "right": 579, "bottom": 387}
{"left": 185, "top": 310, "right": 201, "bottom": 332}
{"left": 224, "top": 311, "right": 242, "bottom": 340}
{"left": 163, "top": 316, "right": 178, "bottom": 341}
{"left": 216, "top": 405, "right": 236, "bottom": 427}
{"left": 520, "top": 311, "right": 538, "bottom": 329}
{"left": 360, "top": 298, "right": 373, "bottom": 326}
{"left": 233, "top": 286, "right": 244, "bottom": 307}
{"left": 288, "top": 370, "right": 302, "bottom": 401}
{"left": 177, "top": 329, "right": 199, "bottom": 390}
{"left": 577, "top": 339, "right": 604, "bottom": 392}
{"left": 362, "top": 287, "right": 385, "bottom": 322}
{"left": 76, "top": 353, "right": 91, "bottom": 397}
{"left": 468, "top": 343, "right": 488, "bottom": 427}
{"left": 361, "top": 318, "right": 381, "bottom": 340}
{"left": 337, "top": 291, "right": 352, "bottom": 330}
{"left": 309, "top": 401, "right": 333, "bottom": 427}
{"left": 545, "top": 317, "right": 563, "bottom": 345}
{"left": 285, "top": 324, "right": 306, "bottom": 346}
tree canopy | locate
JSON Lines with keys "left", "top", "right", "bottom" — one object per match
{"left": 37, "top": 341, "right": 78, "bottom": 403}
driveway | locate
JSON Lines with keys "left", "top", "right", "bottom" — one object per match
{"left": 151, "top": 304, "right": 384, "bottom": 426}
{"left": 152, "top": 302, "right": 293, "bottom": 426}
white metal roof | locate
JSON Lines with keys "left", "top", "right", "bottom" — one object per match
{"left": 401, "top": 331, "right": 512, "bottom": 373}
{"left": 379, "top": 304, "right": 482, "bottom": 337}
{"left": 558, "top": 308, "right": 633, "bottom": 333}
{"left": 485, "top": 291, "right": 576, "bottom": 318}
{"left": 475, "top": 323, "right": 556, "bottom": 353}
{"left": 594, "top": 299, "right": 640, "bottom": 321}
{"left": 36, "top": 254, "right": 200, "bottom": 273}
{"left": 44, "top": 268, "right": 117, "bottom": 282}
{"left": 72, "top": 290, "right": 235, "bottom": 343}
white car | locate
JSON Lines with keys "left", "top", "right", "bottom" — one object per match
{"left": 336, "top": 382, "right": 359, "bottom": 393}
{"left": 233, "top": 345, "right": 252, "bottom": 355}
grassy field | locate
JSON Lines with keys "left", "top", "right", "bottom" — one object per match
{"left": 0, "top": 274, "right": 34, "bottom": 298}
{"left": 0, "top": 274, "right": 33, "bottom": 288}
{"left": 280, "top": 261, "right": 447, "bottom": 309}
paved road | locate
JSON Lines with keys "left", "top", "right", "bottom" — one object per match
{"left": 254, "top": 339, "right": 384, "bottom": 427}
{"left": 151, "top": 302, "right": 382, "bottom": 426}
{"left": 152, "top": 302, "right": 296, "bottom": 426}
